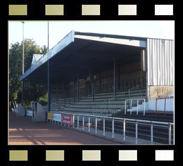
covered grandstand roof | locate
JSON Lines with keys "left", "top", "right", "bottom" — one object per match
{"left": 19, "top": 31, "right": 173, "bottom": 84}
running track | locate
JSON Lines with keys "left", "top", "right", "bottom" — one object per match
{"left": 9, "top": 112, "right": 120, "bottom": 145}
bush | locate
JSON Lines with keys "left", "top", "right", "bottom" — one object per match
{"left": 39, "top": 100, "right": 47, "bottom": 106}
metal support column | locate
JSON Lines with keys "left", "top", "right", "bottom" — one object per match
{"left": 47, "top": 21, "right": 50, "bottom": 112}
{"left": 113, "top": 59, "right": 116, "bottom": 101}
{"left": 64, "top": 82, "right": 66, "bottom": 103}
{"left": 89, "top": 70, "right": 94, "bottom": 101}
{"left": 47, "top": 60, "right": 50, "bottom": 112}
{"left": 92, "top": 83, "right": 94, "bottom": 101}
{"left": 77, "top": 72, "right": 79, "bottom": 102}
{"left": 141, "top": 48, "right": 148, "bottom": 102}
{"left": 56, "top": 82, "right": 58, "bottom": 104}
{"left": 21, "top": 81, "right": 24, "bottom": 104}
{"left": 73, "top": 76, "right": 75, "bottom": 103}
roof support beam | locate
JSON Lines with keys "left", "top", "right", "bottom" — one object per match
{"left": 89, "top": 70, "right": 95, "bottom": 101}
{"left": 73, "top": 76, "right": 75, "bottom": 103}
{"left": 114, "top": 59, "right": 116, "bottom": 101}
{"left": 77, "top": 72, "right": 79, "bottom": 102}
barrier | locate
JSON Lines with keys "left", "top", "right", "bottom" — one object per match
{"left": 16, "top": 104, "right": 25, "bottom": 116}
{"left": 47, "top": 112, "right": 174, "bottom": 145}
{"left": 32, "top": 102, "right": 45, "bottom": 122}
{"left": 155, "top": 96, "right": 174, "bottom": 116}
{"left": 26, "top": 110, "right": 33, "bottom": 116}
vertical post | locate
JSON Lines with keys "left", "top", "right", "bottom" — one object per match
{"left": 83, "top": 116, "right": 84, "bottom": 131}
{"left": 88, "top": 117, "right": 90, "bottom": 132}
{"left": 135, "top": 120, "right": 138, "bottom": 144}
{"left": 130, "top": 99, "right": 132, "bottom": 115}
{"left": 164, "top": 98, "right": 166, "bottom": 117}
{"left": 73, "top": 76, "right": 75, "bottom": 103}
{"left": 151, "top": 122, "right": 153, "bottom": 145}
{"left": 92, "top": 83, "right": 94, "bottom": 101}
{"left": 64, "top": 82, "right": 66, "bottom": 103}
{"left": 73, "top": 115, "right": 75, "bottom": 128}
{"left": 112, "top": 118, "right": 114, "bottom": 138}
{"left": 77, "top": 72, "right": 79, "bottom": 102}
{"left": 137, "top": 99, "right": 138, "bottom": 115}
{"left": 169, "top": 123, "right": 171, "bottom": 145}
{"left": 21, "top": 22, "right": 24, "bottom": 105}
{"left": 56, "top": 82, "right": 58, "bottom": 104}
{"left": 113, "top": 59, "right": 116, "bottom": 101}
{"left": 155, "top": 99, "right": 157, "bottom": 116}
{"left": 95, "top": 117, "right": 97, "bottom": 134}
{"left": 143, "top": 99, "right": 145, "bottom": 115}
{"left": 124, "top": 100, "right": 126, "bottom": 114}
{"left": 47, "top": 21, "right": 50, "bottom": 112}
{"left": 77, "top": 115, "right": 79, "bottom": 129}
{"left": 123, "top": 119, "right": 126, "bottom": 142}
{"left": 21, "top": 81, "right": 24, "bottom": 104}
{"left": 89, "top": 70, "right": 94, "bottom": 101}
{"left": 103, "top": 118, "right": 105, "bottom": 136}
{"left": 22, "top": 22, "right": 24, "bottom": 75}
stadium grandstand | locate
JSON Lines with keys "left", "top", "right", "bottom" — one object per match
{"left": 14, "top": 31, "right": 174, "bottom": 144}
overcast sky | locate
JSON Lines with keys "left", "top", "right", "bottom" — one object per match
{"left": 9, "top": 20, "right": 174, "bottom": 50}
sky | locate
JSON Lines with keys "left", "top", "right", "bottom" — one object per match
{"left": 8, "top": 21, "right": 174, "bottom": 50}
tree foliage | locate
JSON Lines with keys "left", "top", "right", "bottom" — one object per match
{"left": 9, "top": 39, "right": 48, "bottom": 107}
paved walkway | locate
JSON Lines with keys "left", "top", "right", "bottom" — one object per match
{"left": 9, "top": 112, "right": 120, "bottom": 145}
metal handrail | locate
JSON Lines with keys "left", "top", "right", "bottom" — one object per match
{"left": 125, "top": 98, "right": 146, "bottom": 115}
{"left": 48, "top": 111, "right": 174, "bottom": 145}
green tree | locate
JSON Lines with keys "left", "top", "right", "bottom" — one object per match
{"left": 9, "top": 39, "right": 48, "bottom": 108}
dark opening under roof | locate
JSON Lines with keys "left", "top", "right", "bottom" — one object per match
{"left": 19, "top": 31, "right": 147, "bottom": 83}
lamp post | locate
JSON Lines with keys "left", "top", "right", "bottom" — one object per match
{"left": 47, "top": 21, "right": 50, "bottom": 112}
{"left": 21, "top": 21, "right": 24, "bottom": 105}
{"left": 22, "top": 21, "right": 24, "bottom": 74}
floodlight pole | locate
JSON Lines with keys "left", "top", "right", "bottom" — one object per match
{"left": 47, "top": 21, "right": 50, "bottom": 112}
{"left": 21, "top": 22, "right": 24, "bottom": 105}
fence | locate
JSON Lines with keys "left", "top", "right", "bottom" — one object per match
{"left": 47, "top": 112, "right": 174, "bottom": 145}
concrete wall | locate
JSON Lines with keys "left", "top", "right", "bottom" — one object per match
{"left": 148, "top": 86, "right": 174, "bottom": 100}
{"left": 147, "top": 98, "right": 174, "bottom": 112}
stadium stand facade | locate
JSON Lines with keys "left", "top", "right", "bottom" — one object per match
{"left": 19, "top": 31, "right": 174, "bottom": 116}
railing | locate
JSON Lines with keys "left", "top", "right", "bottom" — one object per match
{"left": 95, "top": 76, "right": 146, "bottom": 94}
{"left": 92, "top": 84, "right": 146, "bottom": 115}
{"left": 47, "top": 112, "right": 174, "bottom": 145}
{"left": 125, "top": 98, "right": 146, "bottom": 115}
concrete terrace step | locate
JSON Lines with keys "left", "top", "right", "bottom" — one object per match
{"left": 113, "top": 112, "right": 173, "bottom": 122}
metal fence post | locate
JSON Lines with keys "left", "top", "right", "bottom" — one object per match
{"left": 77, "top": 115, "right": 79, "bottom": 129}
{"left": 88, "top": 117, "right": 90, "bottom": 132}
{"left": 169, "top": 123, "right": 171, "bottom": 145}
{"left": 73, "top": 115, "right": 75, "bottom": 128}
{"left": 124, "top": 100, "right": 126, "bottom": 114}
{"left": 95, "top": 117, "right": 97, "bottom": 134}
{"left": 135, "top": 120, "right": 138, "bottom": 144}
{"left": 143, "top": 99, "right": 145, "bottom": 115}
{"left": 130, "top": 99, "right": 132, "bottom": 115}
{"left": 151, "top": 122, "right": 153, "bottom": 145}
{"left": 103, "top": 118, "right": 105, "bottom": 136}
{"left": 137, "top": 99, "right": 138, "bottom": 115}
{"left": 123, "top": 119, "right": 126, "bottom": 142}
{"left": 112, "top": 118, "right": 114, "bottom": 138}
{"left": 83, "top": 116, "right": 84, "bottom": 131}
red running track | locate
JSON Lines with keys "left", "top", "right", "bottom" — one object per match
{"left": 9, "top": 112, "right": 120, "bottom": 145}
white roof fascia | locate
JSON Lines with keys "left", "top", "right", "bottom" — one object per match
{"left": 74, "top": 34, "right": 147, "bottom": 48}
